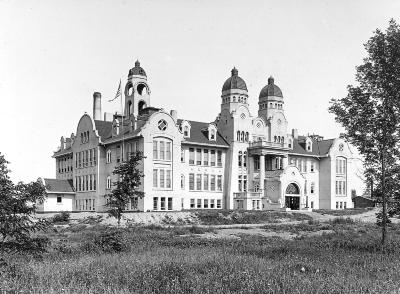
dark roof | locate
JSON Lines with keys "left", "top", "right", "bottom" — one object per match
{"left": 53, "top": 147, "right": 73, "bottom": 157}
{"left": 94, "top": 120, "right": 113, "bottom": 140}
{"left": 259, "top": 76, "right": 283, "bottom": 98}
{"left": 44, "top": 178, "right": 74, "bottom": 193}
{"left": 177, "top": 119, "right": 229, "bottom": 147}
{"left": 128, "top": 60, "right": 147, "bottom": 77}
{"left": 289, "top": 136, "right": 334, "bottom": 157}
{"left": 222, "top": 68, "right": 248, "bottom": 92}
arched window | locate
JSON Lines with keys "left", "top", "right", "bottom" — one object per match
{"left": 310, "top": 182, "right": 315, "bottom": 194}
{"left": 210, "top": 129, "right": 216, "bottom": 141}
{"left": 274, "top": 135, "right": 277, "bottom": 142}
{"left": 106, "top": 149, "right": 112, "bottom": 163}
{"left": 138, "top": 100, "right": 146, "bottom": 114}
{"left": 238, "top": 151, "right": 242, "bottom": 167}
{"left": 286, "top": 183, "right": 300, "bottom": 194}
{"left": 184, "top": 126, "right": 189, "bottom": 137}
{"left": 288, "top": 138, "right": 293, "bottom": 148}
{"left": 241, "top": 131, "right": 245, "bottom": 142}
{"left": 245, "top": 132, "right": 249, "bottom": 142}
{"left": 127, "top": 101, "right": 133, "bottom": 116}
{"left": 181, "top": 174, "right": 185, "bottom": 189}
{"left": 233, "top": 96, "right": 236, "bottom": 102}
{"left": 281, "top": 137, "right": 284, "bottom": 144}
{"left": 243, "top": 151, "right": 247, "bottom": 167}
{"left": 106, "top": 176, "right": 112, "bottom": 190}
{"left": 237, "top": 131, "right": 240, "bottom": 141}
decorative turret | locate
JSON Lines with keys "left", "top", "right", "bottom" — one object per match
{"left": 124, "top": 60, "right": 151, "bottom": 118}
{"left": 258, "top": 76, "right": 284, "bottom": 119}
{"left": 221, "top": 67, "right": 249, "bottom": 113}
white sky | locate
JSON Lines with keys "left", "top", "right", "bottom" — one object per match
{"left": 0, "top": 0, "right": 399, "bottom": 183}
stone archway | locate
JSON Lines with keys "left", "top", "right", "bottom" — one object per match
{"left": 285, "top": 183, "right": 300, "bottom": 210}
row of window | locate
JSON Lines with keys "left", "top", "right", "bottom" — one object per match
{"left": 57, "top": 156, "right": 73, "bottom": 174}
{"left": 236, "top": 199, "right": 261, "bottom": 210}
{"left": 153, "top": 197, "right": 173, "bottom": 211}
{"left": 153, "top": 139, "right": 172, "bottom": 161}
{"left": 105, "top": 197, "right": 138, "bottom": 210}
{"left": 188, "top": 174, "right": 223, "bottom": 191}
{"left": 75, "top": 175, "right": 97, "bottom": 192}
{"left": 153, "top": 168, "right": 172, "bottom": 189}
{"left": 76, "top": 149, "right": 97, "bottom": 168}
{"left": 80, "top": 131, "right": 90, "bottom": 144}
{"left": 290, "top": 157, "right": 316, "bottom": 173}
{"left": 273, "top": 136, "right": 285, "bottom": 144}
{"left": 75, "top": 199, "right": 96, "bottom": 211}
{"left": 188, "top": 148, "right": 222, "bottom": 167}
{"left": 190, "top": 198, "right": 222, "bottom": 209}
{"left": 236, "top": 131, "right": 250, "bottom": 142}
{"left": 336, "top": 201, "right": 347, "bottom": 209}
{"left": 254, "top": 156, "right": 283, "bottom": 170}
{"left": 335, "top": 180, "right": 346, "bottom": 196}
{"left": 222, "top": 96, "right": 248, "bottom": 104}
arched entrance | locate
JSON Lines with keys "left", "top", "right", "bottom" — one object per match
{"left": 285, "top": 183, "right": 300, "bottom": 210}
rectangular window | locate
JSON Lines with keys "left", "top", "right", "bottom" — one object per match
{"left": 238, "top": 175, "right": 242, "bottom": 192}
{"left": 153, "top": 141, "right": 158, "bottom": 159}
{"left": 203, "top": 149, "right": 209, "bottom": 165}
{"left": 57, "top": 196, "right": 62, "bottom": 203}
{"left": 160, "top": 141, "right": 165, "bottom": 160}
{"left": 211, "top": 175, "right": 216, "bottom": 191}
{"left": 197, "top": 199, "right": 202, "bottom": 209}
{"left": 196, "top": 149, "right": 202, "bottom": 165}
{"left": 344, "top": 202, "right": 347, "bottom": 209}
{"left": 196, "top": 174, "right": 202, "bottom": 190}
{"left": 116, "top": 146, "right": 121, "bottom": 163}
{"left": 254, "top": 156, "right": 260, "bottom": 170}
{"left": 190, "top": 199, "right": 195, "bottom": 209}
{"left": 217, "top": 151, "right": 222, "bottom": 167}
{"left": 204, "top": 199, "right": 209, "bottom": 209}
{"left": 153, "top": 169, "right": 158, "bottom": 187}
{"left": 166, "top": 142, "right": 171, "bottom": 161}
{"left": 89, "top": 175, "right": 93, "bottom": 190}
{"left": 210, "top": 199, "right": 215, "bottom": 208}
{"left": 153, "top": 197, "right": 158, "bottom": 210}
{"left": 189, "top": 148, "right": 195, "bottom": 165}
{"left": 336, "top": 202, "right": 339, "bottom": 209}
{"left": 310, "top": 162, "right": 315, "bottom": 172}
{"left": 160, "top": 197, "right": 166, "bottom": 210}
{"left": 181, "top": 148, "right": 185, "bottom": 162}
{"left": 160, "top": 169, "right": 165, "bottom": 188}
{"left": 168, "top": 197, "right": 173, "bottom": 210}
{"left": 203, "top": 174, "right": 209, "bottom": 191}
{"left": 311, "top": 201, "right": 314, "bottom": 209}
{"left": 257, "top": 200, "right": 260, "bottom": 210}
{"left": 217, "top": 199, "right": 221, "bottom": 209}
{"left": 189, "top": 173, "right": 195, "bottom": 190}
{"left": 340, "top": 202, "right": 343, "bottom": 209}
{"left": 166, "top": 170, "right": 171, "bottom": 188}
{"left": 210, "top": 150, "right": 216, "bottom": 166}
{"left": 217, "top": 175, "right": 222, "bottom": 191}
{"left": 94, "top": 176, "right": 96, "bottom": 190}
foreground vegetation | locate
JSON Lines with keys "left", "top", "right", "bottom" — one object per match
{"left": 2, "top": 217, "right": 400, "bottom": 293}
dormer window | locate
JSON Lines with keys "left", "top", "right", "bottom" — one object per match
{"left": 306, "top": 138, "right": 312, "bottom": 152}
{"left": 184, "top": 126, "right": 189, "bottom": 137}
{"left": 181, "top": 121, "right": 191, "bottom": 138}
{"left": 288, "top": 138, "right": 293, "bottom": 149}
{"left": 210, "top": 129, "right": 216, "bottom": 140}
{"left": 208, "top": 124, "right": 217, "bottom": 141}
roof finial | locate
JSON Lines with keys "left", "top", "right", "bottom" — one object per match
{"left": 268, "top": 75, "right": 274, "bottom": 85}
{"left": 135, "top": 60, "right": 140, "bottom": 67}
{"left": 231, "top": 67, "right": 238, "bottom": 76}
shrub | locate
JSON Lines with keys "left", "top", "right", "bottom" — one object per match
{"left": 81, "top": 229, "right": 129, "bottom": 253}
{"left": 52, "top": 211, "right": 70, "bottom": 223}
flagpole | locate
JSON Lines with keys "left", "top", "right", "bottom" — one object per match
{"left": 120, "top": 78, "right": 125, "bottom": 162}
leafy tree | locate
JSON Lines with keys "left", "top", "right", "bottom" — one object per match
{"left": 105, "top": 151, "right": 145, "bottom": 226}
{"left": 329, "top": 19, "right": 400, "bottom": 246}
{"left": 0, "top": 153, "right": 49, "bottom": 256}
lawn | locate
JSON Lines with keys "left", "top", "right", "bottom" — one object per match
{"left": 2, "top": 218, "right": 400, "bottom": 293}
{"left": 313, "top": 207, "right": 374, "bottom": 216}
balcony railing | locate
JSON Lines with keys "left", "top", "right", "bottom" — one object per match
{"left": 249, "top": 141, "right": 285, "bottom": 149}
{"left": 233, "top": 191, "right": 263, "bottom": 199}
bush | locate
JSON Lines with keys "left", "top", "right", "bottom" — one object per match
{"left": 81, "top": 229, "right": 129, "bottom": 253}
{"left": 52, "top": 212, "right": 70, "bottom": 223}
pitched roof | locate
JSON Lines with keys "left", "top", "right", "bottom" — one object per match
{"left": 53, "top": 147, "right": 73, "bottom": 157}
{"left": 289, "top": 136, "right": 334, "bottom": 157}
{"left": 177, "top": 119, "right": 229, "bottom": 147}
{"left": 94, "top": 120, "right": 113, "bottom": 140}
{"left": 43, "top": 178, "right": 75, "bottom": 193}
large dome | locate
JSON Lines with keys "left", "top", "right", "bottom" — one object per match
{"left": 128, "top": 60, "right": 147, "bottom": 77}
{"left": 259, "top": 76, "right": 283, "bottom": 98}
{"left": 222, "top": 67, "right": 248, "bottom": 92}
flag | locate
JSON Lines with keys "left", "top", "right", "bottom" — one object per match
{"left": 108, "top": 79, "right": 122, "bottom": 102}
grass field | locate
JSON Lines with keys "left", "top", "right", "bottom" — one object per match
{"left": 2, "top": 215, "right": 400, "bottom": 294}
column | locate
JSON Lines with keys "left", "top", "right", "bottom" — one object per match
{"left": 282, "top": 155, "right": 289, "bottom": 169}
{"left": 259, "top": 154, "right": 265, "bottom": 193}
{"left": 248, "top": 155, "right": 254, "bottom": 191}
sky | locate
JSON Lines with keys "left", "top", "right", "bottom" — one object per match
{"left": 0, "top": 0, "right": 399, "bottom": 183}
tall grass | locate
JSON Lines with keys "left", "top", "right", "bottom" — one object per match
{"left": 2, "top": 223, "right": 400, "bottom": 293}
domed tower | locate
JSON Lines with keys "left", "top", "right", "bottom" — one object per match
{"left": 124, "top": 60, "right": 151, "bottom": 118}
{"left": 258, "top": 76, "right": 284, "bottom": 119}
{"left": 221, "top": 67, "right": 249, "bottom": 113}
{"left": 258, "top": 76, "right": 288, "bottom": 143}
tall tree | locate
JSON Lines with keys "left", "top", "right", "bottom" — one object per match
{"left": 105, "top": 151, "right": 145, "bottom": 226}
{"left": 0, "top": 153, "right": 49, "bottom": 256}
{"left": 329, "top": 19, "right": 400, "bottom": 246}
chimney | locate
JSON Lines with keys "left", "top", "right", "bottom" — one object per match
{"left": 292, "top": 129, "right": 298, "bottom": 139}
{"left": 93, "top": 92, "right": 102, "bottom": 120}
{"left": 170, "top": 110, "right": 177, "bottom": 121}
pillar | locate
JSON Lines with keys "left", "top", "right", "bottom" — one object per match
{"left": 259, "top": 154, "right": 265, "bottom": 193}
{"left": 248, "top": 155, "right": 254, "bottom": 191}
{"left": 282, "top": 155, "right": 289, "bottom": 169}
